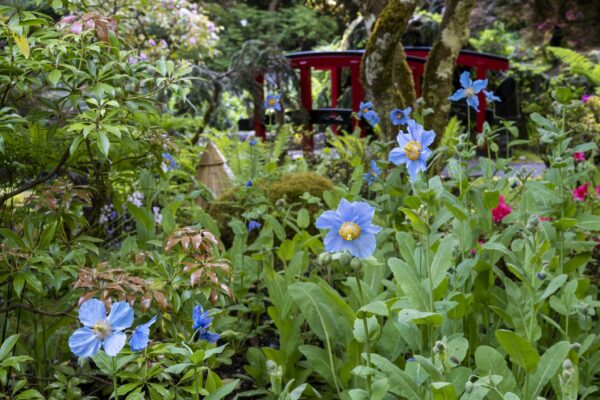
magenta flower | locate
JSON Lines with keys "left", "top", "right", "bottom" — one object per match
{"left": 582, "top": 95, "right": 591, "bottom": 104}
{"left": 492, "top": 195, "right": 512, "bottom": 223}
{"left": 596, "top": 186, "right": 600, "bottom": 197}
{"left": 71, "top": 21, "right": 83, "bottom": 34}
{"left": 572, "top": 182, "right": 590, "bottom": 202}
{"left": 573, "top": 152, "right": 586, "bottom": 161}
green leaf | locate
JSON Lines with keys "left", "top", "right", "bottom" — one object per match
{"left": 370, "top": 353, "right": 423, "bottom": 400}
{"left": 204, "top": 379, "right": 239, "bottom": 400}
{"left": 353, "top": 316, "right": 380, "bottom": 343}
{"left": 525, "top": 341, "right": 570, "bottom": 399}
{"left": 358, "top": 301, "right": 389, "bottom": 316}
{"left": 97, "top": 131, "right": 110, "bottom": 156}
{"left": 495, "top": 330, "right": 541, "bottom": 372}
{"left": 48, "top": 70, "right": 61, "bottom": 86}
{"left": 483, "top": 190, "right": 500, "bottom": 209}
{"left": 388, "top": 258, "right": 430, "bottom": 311}
{"left": 397, "top": 309, "right": 443, "bottom": 327}
{"left": 400, "top": 208, "right": 428, "bottom": 234}
{"left": 430, "top": 236, "right": 456, "bottom": 289}
{"left": 475, "top": 345, "right": 517, "bottom": 393}
{"left": 552, "top": 218, "right": 577, "bottom": 231}
{"left": 12, "top": 34, "right": 29, "bottom": 59}
{"left": 299, "top": 345, "right": 339, "bottom": 388}
{"left": 576, "top": 214, "right": 600, "bottom": 231}
{"left": 431, "top": 382, "right": 457, "bottom": 400}
{"left": 0, "top": 335, "right": 20, "bottom": 361}
{"left": 296, "top": 208, "right": 310, "bottom": 229}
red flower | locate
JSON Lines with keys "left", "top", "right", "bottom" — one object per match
{"left": 538, "top": 216, "right": 552, "bottom": 222}
{"left": 573, "top": 152, "right": 586, "bottom": 161}
{"left": 492, "top": 195, "right": 512, "bottom": 223}
{"left": 572, "top": 182, "right": 590, "bottom": 202}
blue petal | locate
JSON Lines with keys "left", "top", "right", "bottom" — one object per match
{"left": 78, "top": 299, "right": 106, "bottom": 328}
{"left": 130, "top": 316, "right": 157, "bottom": 352}
{"left": 324, "top": 230, "right": 345, "bottom": 253}
{"left": 459, "top": 71, "right": 472, "bottom": 89}
{"left": 449, "top": 89, "right": 466, "bottom": 101}
{"left": 466, "top": 95, "right": 479, "bottom": 111}
{"left": 396, "top": 132, "right": 411, "bottom": 147}
{"left": 407, "top": 120, "right": 423, "bottom": 142}
{"left": 420, "top": 148, "right": 432, "bottom": 160}
{"left": 472, "top": 79, "right": 488, "bottom": 93}
{"left": 69, "top": 327, "right": 101, "bottom": 358}
{"left": 336, "top": 198, "right": 355, "bottom": 222}
{"left": 421, "top": 129, "right": 436, "bottom": 147}
{"left": 389, "top": 148, "right": 408, "bottom": 165}
{"left": 199, "top": 330, "right": 220, "bottom": 343}
{"left": 316, "top": 210, "right": 341, "bottom": 230}
{"left": 348, "top": 232, "right": 377, "bottom": 258}
{"left": 274, "top": 103, "right": 282, "bottom": 111}
{"left": 103, "top": 331, "right": 126, "bottom": 357}
{"left": 352, "top": 202, "right": 376, "bottom": 227}
{"left": 107, "top": 302, "right": 134, "bottom": 331}
{"left": 193, "top": 306, "right": 213, "bottom": 330}
{"left": 362, "top": 221, "right": 382, "bottom": 235}
{"left": 407, "top": 160, "right": 422, "bottom": 181}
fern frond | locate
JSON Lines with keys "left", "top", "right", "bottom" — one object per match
{"left": 547, "top": 46, "right": 600, "bottom": 86}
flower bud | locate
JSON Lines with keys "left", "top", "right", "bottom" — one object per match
{"left": 339, "top": 251, "right": 352, "bottom": 266}
{"left": 563, "top": 359, "right": 573, "bottom": 370}
{"left": 571, "top": 343, "right": 581, "bottom": 351}
{"left": 350, "top": 257, "right": 363, "bottom": 270}
{"left": 456, "top": 143, "right": 464, "bottom": 152}
{"left": 536, "top": 271, "right": 547, "bottom": 280}
{"left": 527, "top": 216, "right": 539, "bottom": 230}
{"left": 266, "top": 360, "right": 278, "bottom": 372}
{"left": 464, "top": 381, "right": 474, "bottom": 393}
{"left": 449, "top": 356, "right": 460, "bottom": 364}
{"left": 319, "top": 252, "right": 332, "bottom": 266}
{"left": 434, "top": 341, "right": 446, "bottom": 353}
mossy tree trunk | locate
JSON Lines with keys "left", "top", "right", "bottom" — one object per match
{"left": 360, "top": 0, "right": 418, "bottom": 140}
{"left": 422, "top": 0, "right": 476, "bottom": 142}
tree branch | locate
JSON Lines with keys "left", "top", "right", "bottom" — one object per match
{"left": 0, "top": 146, "right": 71, "bottom": 207}
{"left": 0, "top": 302, "right": 77, "bottom": 318}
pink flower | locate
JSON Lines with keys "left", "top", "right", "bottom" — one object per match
{"left": 582, "top": 94, "right": 591, "bottom": 103}
{"left": 596, "top": 185, "right": 600, "bottom": 197}
{"left": 71, "top": 21, "right": 83, "bottom": 35}
{"left": 573, "top": 152, "right": 585, "bottom": 161}
{"left": 188, "top": 36, "right": 197, "bottom": 45}
{"left": 492, "top": 195, "right": 512, "bottom": 223}
{"left": 572, "top": 182, "right": 590, "bottom": 202}
{"left": 538, "top": 216, "right": 552, "bottom": 222}
{"left": 469, "top": 239, "right": 485, "bottom": 255}
{"left": 148, "top": 39, "right": 157, "bottom": 46}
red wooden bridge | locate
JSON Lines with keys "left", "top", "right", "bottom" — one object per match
{"left": 253, "top": 47, "right": 510, "bottom": 143}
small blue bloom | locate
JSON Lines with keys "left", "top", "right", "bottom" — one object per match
{"left": 364, "top": 110, "right": 380, "bottom": 127}
{"left": 390, "top": 107, "right": 412, "bottom": 126}
{"left": 68, "top": 299, "right": 134, "bottom": 358}
{"left": 162, "top": 153, "right": 178, "bottom": 171}
{"left": 248, "top": 220, "right": 262, "bottom": 232}
{"left": 130, "top": 316, "right": 157, "bottom": 352}
{"left": 249, "top": 138, "right": 258, "bottom": 146}
{"left": 449, "top": 71, "right": 488, "bottom": 111}
{"left": 245, "top": 180, "right": 253, "bottom": 187}
{"left": 315, "top": 199, "right": 381, "bottom": 259}
{"left": 357, "top": 101, "right": 373, "bottom": 118}
{"left": 192, "top": 305, "right": 220, "bottom": 343}
{"left": 388, "top": 120, "right": 435, "bottom": 182}
{"left": 265, "top": 94, "right": 282, "bottom": 111}
{"left": 483, "top": 90, "right": 501, "bottom": 103}
{"left": 363, "top": 160, "right": 382, "bottom": 185}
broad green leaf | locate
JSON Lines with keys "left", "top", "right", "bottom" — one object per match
{"left": 0, "top": 335, "right": 20, "bottom": 361}
{"left": 431, "top": 382, "right": 457, "bottom": 400}
{"left": 475, "top": 345, "right": 517, "bottom": 394}
{"left": 483, "top": 190, "right": 500, "bottom": 209}
{"left": 296, "top": 208, "right": 310, "bottom": 229}
{"left": 430, "top": 236, "right": 456, "bottom": 289}
{"left": 97, "top": 131, "right": 110, "bottom": 156}
{"left": 13, "top": 34, "right": 30, "bottom": 59}
{"left": 48, "top": 70, "right": 61, "bottom": 86}
{"left": 359, "top": 301, "right": 389, "bottom": 316}
{"left": 495, "top": 330, "right": 540, "bottom": 372}
{"left": 299, "top": 345, "right": 339, "bottom": 388}
{"left": 370, "top": 353, "right": 423, "bottom": 400}
{"left": 397, "top": 309, "right": 443, "bottom": 326}
{"left": 524, "top": 341, "right": 570, "bottom": 399}
{"left": 388, "top": 258, "right": 430, "bottom": 311}
{"left": 204, "top": 379, "right": 239, "bottom": 400}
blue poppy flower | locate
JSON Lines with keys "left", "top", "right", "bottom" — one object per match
{"left": 245, "top": 180, "right": 253, "bottom": 187}
{"left": 357, "top": 101, "right": 373, "bottom": 118}
{"left": 68, "top": 299, "right": 134, "bottom": 358}
{"left": 249, "top": 138, "right": 258, "bottom": 146}
{"left": 390, "top": 107, "right": 412, "bottom": 126}
{"left": 315, "top": 199, "right": 381, "bottom": 259}
{"left": 364, "top": 110, "right": 380, "bottom": 127}
{"left": 162, "top": 153, "right": 178, "bottom": 171}
{"left": 483, "top": 90, "right": 501, "bottom": 103}
{"left": 130, "top": 316, "right": 157, "bottom": 352}
{"left": 388, "top": 120, "right": 436, "bottom": 182}
{"left": 449, "top": 71, "right": 488, "bottom": 111}
{"left": 192, "top": 305, "right": 220, "bottom": 343}
{"left": 363, "top": 160, "right": 381, "bottom": 185}
{"left": 265, "top": 94, "right": 282, "bottom": 111}
{"left": 248, "top": 220, "right": 261, "bottom": 232}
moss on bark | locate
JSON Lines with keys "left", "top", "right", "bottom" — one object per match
{"left": 360, "top": 0, "right": 418, "bottom": 140}
{"left": 422, "top": 0, "right": 476, "bottom": 143}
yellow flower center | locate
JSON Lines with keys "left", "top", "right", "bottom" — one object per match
{"left": 404, "top": 140, "right": 422, "bottom": 161}
{"left": 465, "top": 87, "right": 475, "bottom": 97}
{"left": 92, "top": 320, "right": 112, "bottom": 339}
{"left": 268, "top": 98, "right": 276, "bottom": 106}
{"left": 363, "top": 108, "right": 369, "bottom": 114}
{"left": 339, "top": 222, "right": 361, "bottom": 241}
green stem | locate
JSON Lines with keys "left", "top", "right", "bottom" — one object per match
{"left": 355, "top": 271, "right": 372, "bottom": 398}
{"left": 194, "top": 366, "right": 199, "bottom": 400}
{"left": 113, "top": 357, "right": 119, "bottom": 400}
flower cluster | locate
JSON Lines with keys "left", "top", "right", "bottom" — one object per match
{"left": 161, "top": 153, "right": 178, "bottom": 172}
{"left": 127, "top": 191, "right": 145, "bottom": 208}
{"left": 357, "top": 101, "right": 380, "bottom": 127}
{"left": 68, "top": 299, "right": 156, "bottom": 357}
{"left": 192, "top": 305, "right": 220, "bottom": 342}
{"left": 363, "top": 160, "right": 381, "bottom": 185}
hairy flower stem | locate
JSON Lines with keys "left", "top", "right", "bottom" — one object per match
{"left": 194, "top": 366, "right": 199, "bottom": 400}
{"left": 113, "top": 357, "right": 119, "bottom": 400}
{"left": 355, "top": 271, "right": 372, "bottom": 398}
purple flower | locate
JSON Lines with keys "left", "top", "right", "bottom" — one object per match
{"left": 245, "top": 180, "right": 253, "bottom": 187}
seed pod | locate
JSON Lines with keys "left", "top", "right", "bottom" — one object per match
{"left": 339, "top": 252, "right": 352, "bottom": 266}
{"left": 319, "top": 252, "right": 332, "bottom": 266}
{"left": 350, "top": 257, "right": 363, "bottom": 270}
